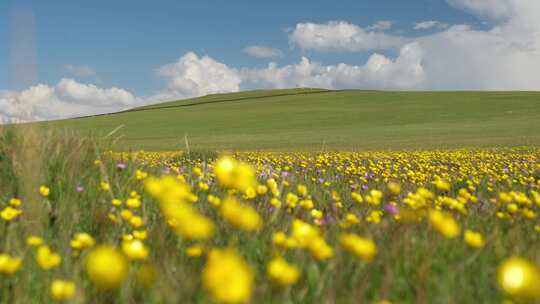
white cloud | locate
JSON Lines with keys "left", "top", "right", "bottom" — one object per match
{"left": 289, "top": 21, "right": 405, "bottom": 51}
{"left": 0, "top": 79, "right": 140, "bottom": 123}
{"left": 283, "top": 0, "right": 540, "bottom": 90}
{"left": 154, "top": 52, "right": 241, "bottom": 101}
{"left": 243, "top": 46, "right": 283, "bottom": 58}
{"left": 366, "top": 21, "right": 393, "bottom": 31}
{"left": 64, "top": 64, "right": 96, "bottom": 77}
{"left": 241, "top": 43, "right": 425, "bottom": 90}
{"left": 55, "top": 78, "right": 138, "bottom": 106}
{"left": 414, "top": 21, "right": 449, "bottom": 30}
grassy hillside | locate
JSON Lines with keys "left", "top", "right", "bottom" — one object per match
{"left": 39, "top": 89, "right": 540, "bottom": 151}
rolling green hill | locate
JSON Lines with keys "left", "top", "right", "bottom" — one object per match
{"left": 38, "top": 89, "right": 540, "bottom": 151}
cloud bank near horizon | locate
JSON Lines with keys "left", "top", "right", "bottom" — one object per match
{"left": 2, "top": 0, "right": 539, "bottom": 122}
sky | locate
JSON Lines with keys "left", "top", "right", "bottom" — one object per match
{"left": 1, "top": 0, "right": 539, "bottom": 122}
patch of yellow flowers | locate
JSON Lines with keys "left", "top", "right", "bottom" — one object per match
{"left": 1, "top": 148, "right": 539, "bottom": 302}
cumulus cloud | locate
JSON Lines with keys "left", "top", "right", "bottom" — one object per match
{"left": 243, "top": 46, "right": 283, "bottom": 58}
{"left": 0, "top": 79, "right": 140, "bottom": 123}
{"left": 289, "top": 21, "right": 406, "bottom": 51}
{"left": 414, "top": 21, "right": 449, "bottom": 30}
{"left": 154, "top": 52, "right": 241, "bottom": 101}
{"left": 241, "top": 43, "right": 425, "bottom": 90}
{"left": 64, "top": 64, "right": 96, "bottom": 77}
{"left": 283, "top": 0, "right": 540, "bottom": 90}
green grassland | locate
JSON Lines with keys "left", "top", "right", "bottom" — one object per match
{"left": 39, "top": 89, "right": 540, "bottom": 151}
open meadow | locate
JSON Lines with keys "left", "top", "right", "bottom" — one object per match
{"left": 1, "top": 90, "right": 540, "bottom": 303}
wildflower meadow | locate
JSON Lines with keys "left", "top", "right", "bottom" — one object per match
{"left": 0, "top": 128, "right": 539, "bottom": 303}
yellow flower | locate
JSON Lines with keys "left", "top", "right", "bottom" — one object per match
{"left": 387, "top": 182, "right": 401, "bottom": 196}
{"left": 308, "top": 237, "right": 334, "bottom": 260}
{"left": 256, "top": 185, "right": 268, "bottom": 195}
{"left": 1, "top": 206, "right": 22, "bottom": 221}
{"left": 434, "top": 179, "right": 451, "bottom": 192}
{"left": 122, "top": 240, "right": 149, "bottom": 260}
{"left": 162, "top": 201, "right": 215, "bottom": 240}
{"left": 340, "top": 213, "right": 360, "bottom": 228}
{"left": 133, "top": 230, "right": 148, "bottom": 240}
{"left": 497, "top": 256, "right": 540, "bottom": 299}
{"left": 129, "top": 216, "right": 144, "bottom": 228}
{"left": 267, "top": 257, "right": 300, "bottom": 286}
{"left": 351, "top": 192, "right": 364, "bottom": 204}
{"left": 26, "top": 236, "right": 44, "bottom": 247}
{"left": 0, "top": 254, "right": 22, "bottom": 274}
{"left": 221, "top": 197, "right": 262, "bottom": 231}
{"left": 311, "top": 209, "right": 323, "bottom": 220}
{"left": 70, "top": 233, "right": 96, "bottom": 250}
{"left": 464, "top": 229, "right": 485, "bottom": 248}
{"left": 50, "top": 279, "right": 76, "bottom": 301}
{"left": 340, "top": 234, "right": 377, "bottom": 261}
{"left": 300, "top": 199, "right": 314, "bottom": 210}
{"left": 366, "top": 210, "right": 383, "bottom": 224}
{"left": 185, "top": 245, "right": 204, "bottom": 257}
{"left": 366, "top": 190, "right": 383, "bottom": 205}
{"left": 126, "top": 198, "right": 141, "bottom": 209}
{"left": 297, "top": 184, "right": 308, "bottom": 197}
{"left": 86, "top": 246, "right": 128, "bottom": 290}
{"left": 36, "top": 245, "right": 62, "bottom": 270}
{"left": 208, "top": 194, "right": 221, "bottom": 207}
{"left": 135, "top": 169, "right": 148, "bottom": 180}
{"left": 111, "top": 199, "right": 123, "bottom": 207}
{"left": 270, "top": 198, "right": 282, "bottom": 208}
{"left": 272, "top": 232, "right": 288, "bottom": 247}
{"left": 214, "top": 156, "right": 256, "bottom": 191}
{"left": 100, "top": 181, "right": 110, "bottom": 191}
{"left": 244, "top": 187, "right": 256, "bottom": 199}
{"left": 429, "top": 210, "right": 460, "bottom": 239}
{"left": 9, "top": 198, "right": 22, "bottom": 206}
{"left": 40, "top": 185, "right": 50, "bottom": 197}
{"left": 120, "top": 209, "right": 133, "bottom": 220}
{"left": 286, "top": 193, "right": 299, "bottom": 208}
{"left": 202, "top": 248, "right": 253, "bottom": 303}
{"left": 291, "top": 219, "right": 320, "bottom": 248}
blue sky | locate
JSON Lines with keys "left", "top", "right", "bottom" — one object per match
{"left": 1, "top": 0, "right": 481, "bottom": 95}
{"left": 1, "top": 0, "right": 539, "bottom": 122}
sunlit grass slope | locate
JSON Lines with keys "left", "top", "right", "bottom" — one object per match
{"left": 41, "top": 89, "right": 540, "bottom": 151}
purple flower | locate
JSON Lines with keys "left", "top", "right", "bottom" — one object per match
{"left": 116, "top": 162, "right": 127, "bottom": 170}
{"left": 162, "top": 167, "right": 171, "bottom": 174}
{"left": 350, "top": 184, "right": 358, "bottom": 190}
{"left": 384, "top": 204, "right": 400, "bottom": 215}
{"left": 318, "top": 178, "right": 325, "bottom": 184}
{"left": 76, "top": 185, "right": 85, "bottom": 193}
{"left": 361, "top": 184, "right": 369, "bottom": 191}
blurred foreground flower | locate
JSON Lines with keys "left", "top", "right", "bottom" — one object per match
{"left": 0, "top": 254, "right": 22, "bottom": 274}
{"left": 50, "top": 279, "right": 76, "bottom": 301}
{"left": 340, "top": 234, "right": 377, "bottom": 261}
{"left": 202, "top": 248, "right": 253, "bottom": 303}
{"left": 221, "top": 197, "right": 262, "bottom": 231}
{"left": 86, "top": 246, "right": 128, "bottom": 290}
{"left": 497, "top": 256, "right": 540, "bottom": 299}
{"left": 429, "top": 210, "right": 460, "bottom": 238}
{"left": 267, "top": 257, "right": 300, "bottom": 286}
{"left": 37, "top": 246, "right": 62, "bottom": 270}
